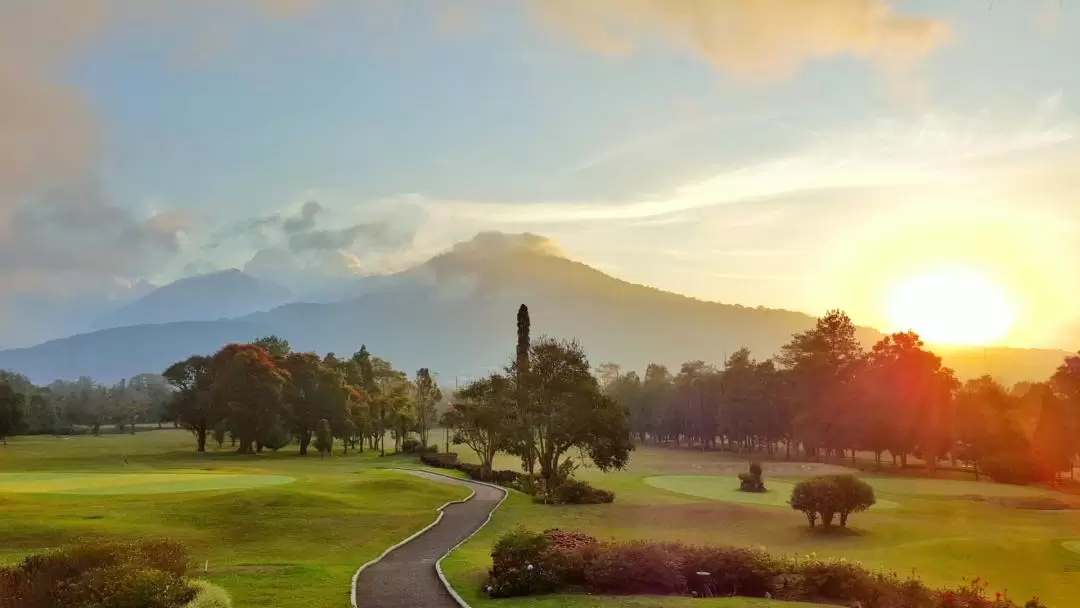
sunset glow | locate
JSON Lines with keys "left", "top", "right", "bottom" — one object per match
{"left": 885, "top": 266, "right": 1016, "bottom": 346}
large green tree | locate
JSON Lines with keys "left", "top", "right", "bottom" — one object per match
{"left": 446, "top": 373, "right": 515, "bottom": 475}
{"left": 777, "top": 310, "right": 864, "bottom": 459}
{"left": 163, "top": 355, "right": 219, "bottom": 452}
{"left": 518, "top": 337, "right": 634, "bottom": 487}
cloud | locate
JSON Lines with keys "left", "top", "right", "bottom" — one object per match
{"left": 531, "top": 0, "right": 950, "bottom": 78}
{"left": 411, "top": 102, "right": 1074, "bottom": 226}
{"left": 282, "top": 200, "right": 322, "bottom": 233}
{"left": 447, "top": 231, "right": 566, "bottom": 259}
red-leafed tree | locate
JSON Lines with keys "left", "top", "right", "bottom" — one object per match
{"left": 207, "top": 343, "right": 290, "bottom": 454}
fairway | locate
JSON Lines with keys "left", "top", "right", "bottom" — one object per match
{"left": 643, "top": 475, "right": 901, "bottom": 509}
{"left": 0, "top": 472, "right": 295, "bottom": 495}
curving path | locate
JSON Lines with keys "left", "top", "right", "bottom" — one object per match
{"left": 353, "top": 469, "right": 507, "bottom": 608}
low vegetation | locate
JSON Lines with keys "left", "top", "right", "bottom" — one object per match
{"left": 0, "top": 539, "right": 196, "bottom": 608}
{"left": 482, "top": 528, "right": 1049, "bottom": 608}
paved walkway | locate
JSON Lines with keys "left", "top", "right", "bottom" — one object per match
{"left": 353, "top": 470, "right": 506, "bottom": 608}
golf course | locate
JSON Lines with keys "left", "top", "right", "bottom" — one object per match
{"left": 2, "top": 430, "right": 1079, "bottom": 607}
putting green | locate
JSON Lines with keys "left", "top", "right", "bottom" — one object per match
{"left": 0, "top": 472, "right": 295, "bottom": 495}
{"left": 644, "top": 475, "right": 900, "bottom": 509}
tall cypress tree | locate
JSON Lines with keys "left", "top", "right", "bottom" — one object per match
{"left": 516, "top": 304, "right": 535, "bottom": 479}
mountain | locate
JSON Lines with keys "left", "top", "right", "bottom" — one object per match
{"left": 93, "top": 269, "right": 294, "bottom": 329}
{"left": 0, "top": 232, "right": 1073, "bottom": 385}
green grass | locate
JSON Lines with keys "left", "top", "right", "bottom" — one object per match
{"left": 643, "top": 475, "right": 901, "bottom": 509}
{"left": 4, "top": 433, "right": 1079, "bottom": 607}
{"left": 442, "top": 446, "right": 1080, "bottom": 607}
{"left": 0, "top": 431, "right": 469, "bottom": 608}
{"left": 0, "top": 472, "right": 295, "bottom": 494}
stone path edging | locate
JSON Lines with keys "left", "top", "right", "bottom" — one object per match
{"left": 350, "top": 468, "right": 508, "bottom": 608}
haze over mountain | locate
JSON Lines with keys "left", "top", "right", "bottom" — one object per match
{"left": 93, "top": 269, "right": 294, "bottom": 330}
{"left": 0, "top": 233, "right": 1071, "bottom": 387}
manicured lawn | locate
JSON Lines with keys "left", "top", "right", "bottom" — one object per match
{"left": 442, "top": 446, "right": 1080, "bottom": 607}
{"left": 643, "top": 475, "right": 901, "bottom": 509}
{"left": 0, "top": 430, "right": 470, "bottom": 608}
{"left": 0, "top": 471, "right": 295, "bottom": 494}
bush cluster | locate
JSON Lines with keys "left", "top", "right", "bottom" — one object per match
{"left": 419, "top": 452, "right": 524, "bottom": 485}
{"left": 0, "top": 539, "right": 196, "bottom": 608}
{"left": 400, "top": 438, "right": 437, "bottom": 454}
{"left": 790, "top": 474, "right": 876, "bottom": 528}
{"left": 533, "top": 478, "right": 615, "bottom": 505}
{"left": 418, "top": 453, "right": 614, "bottom": 502}
{"left": 483, "top": 530, "right": 1050, "bottom": 608}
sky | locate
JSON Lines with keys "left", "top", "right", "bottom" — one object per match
{"left": 1, "top": 0, "right": 1079, "bottom": 350}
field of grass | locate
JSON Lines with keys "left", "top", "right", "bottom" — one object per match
{"left": 441, "top": 447, "right": 1080, "bottom": 607}
{"left": 0, "top": 430, "right": 469, "bottom": 608}
{"left": 3, "top": 432, "right": 1079, "bottom": 607}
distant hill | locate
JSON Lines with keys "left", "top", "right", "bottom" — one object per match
{"left": 0, "top": 232, "right": 1072, "bottom": 385}
{"left": 94, "top": 269, "right": 294, "bottom": 329}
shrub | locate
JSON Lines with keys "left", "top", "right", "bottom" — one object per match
{"left": 400, "top": 438, "right": 422, "bottom": 453}
{"left": 583, "top": 541, "right": 687, "bottom": 595}
{"left": 0, "top": 540, "right": 195, "bottom": 608}
{"left": 982, "top": 452, "right": 1045, "bottom": 485}
{"left": 534, "top": 479, "right": 615, "bottom": 505}
{"left": 65, "top": 566, "right": 194, "bottom": 608}
{"left": 184, "top": 580, "right": 232, "bottom": 608}
{"left": 790, "top": 474, "right": 875, "bottom": 528}
{"left": 485, "top": 529, "right": 564, "bottom": 598}
{"left": 680, "top": 545, "right": 779, "bottom": 598}
{"left": 420, "top": 452, "right": 459, "bottom": 469}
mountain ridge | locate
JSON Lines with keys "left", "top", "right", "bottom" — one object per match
{"left": 0, "top": 233, "right": 1072, "bottom": 386}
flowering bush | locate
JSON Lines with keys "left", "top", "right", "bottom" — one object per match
{"left": 483, "top": 530, "right": 1052, "bottom": 607}
{"left": 583, "top": 541, "right": 687, "bottom": 595}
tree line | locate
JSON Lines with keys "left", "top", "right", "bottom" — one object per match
{"left": 0, "top": 371, "right": 172, "bottom": 441}
{"left": 600, "top": 310, "right": 1080, "bottom": 482}
{"left": 162, "top": 336, "right": 443, "bottom": 455}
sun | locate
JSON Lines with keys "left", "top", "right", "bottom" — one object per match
{"left": 885, "top": 265, "right": 1016, "bottom": 346}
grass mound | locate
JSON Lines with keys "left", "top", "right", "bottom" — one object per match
{"left": 644, "top": 475, "right": 901, "bottom": 509}
{"left": 1063, "top": 540, "right": 1080, "bottom": 555}
{"left": 0, "top": 472, "right": 295, "bottom": 495}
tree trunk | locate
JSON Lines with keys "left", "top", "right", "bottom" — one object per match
{"left": 900, "top": 452, "right": 908, "bottom": 468}
{"left": 196, "top": 428, "right": 207, "bottom": 453}
{"left": 785, "top": 440, "right": 791, "bottom": 460}
{"left": 299, "top": 433, "right": 310, "bottom": 456}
